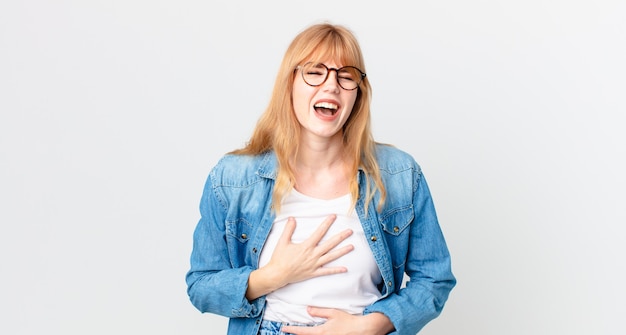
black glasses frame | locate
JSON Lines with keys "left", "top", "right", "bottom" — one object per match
{"left": 296, "top": 62, "right": 366, "bottom": 90}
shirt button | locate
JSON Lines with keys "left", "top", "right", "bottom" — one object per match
{"left": 252, "top": 247, "right": 257, "bottom": 253}
{"left": 241, "top": 233, "right": 247, "bottom": 239}
{"left": 370, "top": 236, "right": 377, "bottom": 241}
{"left": 387, "top": 281, "right": 393, "bottom": 287}
{"left": 393, "top": 226, "right": 399, "bottom": 233}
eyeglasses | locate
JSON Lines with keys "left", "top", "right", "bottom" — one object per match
{"left": 296, "top": 62, "right": 366, "bottom": 91}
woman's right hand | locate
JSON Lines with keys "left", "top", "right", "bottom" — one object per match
{"left": 245, "top": 215, "right": 354, "bottom": 300}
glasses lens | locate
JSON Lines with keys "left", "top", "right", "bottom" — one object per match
{"left": 300, "top": 63, "right": 364, "bottom": 90}
{"left": 337, "top": 67, "right": 362, "bottom": 90}
{"left": 302, "top": 63, "right": 328, "bottom": 86}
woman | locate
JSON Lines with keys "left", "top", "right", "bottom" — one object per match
{"left": 186, "top": 23, "right": 456, "bottom": 335}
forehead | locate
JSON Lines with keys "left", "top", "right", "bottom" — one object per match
{"left": 303, "top": 45, "right": 357, "bottom": 67}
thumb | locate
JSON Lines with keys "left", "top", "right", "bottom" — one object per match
{"left": 306, "top": 306, "right": 335, "bottom": 319}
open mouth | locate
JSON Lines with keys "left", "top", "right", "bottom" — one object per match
{"left": 314, "top": 101, "right": 339, "bottom": 116}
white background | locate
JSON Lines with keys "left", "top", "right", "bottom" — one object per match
{"left": 1, "top": 1, "right": 625, "bottom": 334}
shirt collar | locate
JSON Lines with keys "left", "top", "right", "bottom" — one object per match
{"left": 255, "top": 150, "right": 366, "bottom": 180}
{"left": 256, "top": 151, "right": 278, "bottom": 180}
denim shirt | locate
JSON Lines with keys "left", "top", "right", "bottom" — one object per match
{"left": 186, "top": 144, "right": 456, "bottom": 335}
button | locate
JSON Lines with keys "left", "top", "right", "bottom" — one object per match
{"left": 393, "top": 226, "right": 399, "bottom": 233}
{"left": 387, "top": 281, "right": 393, "bottom": 287}
{"left": 241, "top": 233, "right": 247, "bottom": 239}
{"left": 256, "top": 319, "right": 260, "bottom": 324}
{"left": 370, "top": 236, "right": 377, "bottom": 241}
{"left": 252, "top": 247, "right": 257, "bottom": 253}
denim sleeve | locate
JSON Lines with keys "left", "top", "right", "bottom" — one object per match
{"left": 185, "top": 173, "right": 265, "bottom": 319}
{"left": 364, "top": 172, "right": 456, "bottom": 335}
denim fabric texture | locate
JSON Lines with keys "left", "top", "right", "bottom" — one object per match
{"left": 257, "top": 320, "right": 320, "bottom": 335}
{"left": 186, "top": 144, "right": 456, "bottom": 335}
{"left": 257, "top": 320, "right": 283, "bottom": 335}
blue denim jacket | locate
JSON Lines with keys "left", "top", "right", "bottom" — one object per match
{"left": 186, "top": 144, "right": 456, "bottom": 335}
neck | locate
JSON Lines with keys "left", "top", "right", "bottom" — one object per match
{"left": 290, "top": 132, "right": 353, "bottom": 199}
{"left": 294, "top": 132, "right": 346, "bottom": 171}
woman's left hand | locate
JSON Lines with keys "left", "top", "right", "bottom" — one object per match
{"left": 281, "top": 307, "right": 394, "bottom": 335}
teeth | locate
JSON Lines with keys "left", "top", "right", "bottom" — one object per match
{"left": 314, "top": 102, "right": 338, "bottom": 110}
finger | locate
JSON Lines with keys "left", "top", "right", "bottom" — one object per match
{"left": 277, "top": 217, "right": 297, "bottom": 246}
{"left": 312, "top": 265, "right": 348, "bottom": 277}
{"left": 305, "top": 214, "right": 337, "bottom": 246}
{"left": 315, "top": 228, "right": 353, "bottom": 255}
{"left": 280, "top": 325, "right": 313, "bottom": 335}
{"left": 306, "top": 306, "right": 337, "bottom": 319}
{"left": 318, "top": 243, "right": 354, "bottom": 265}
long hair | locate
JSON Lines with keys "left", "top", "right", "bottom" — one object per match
{"left": 231, "top": 23, "right": 386, "bottom": 213}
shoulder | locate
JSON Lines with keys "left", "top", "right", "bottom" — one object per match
{"left": 209, "top": 151, "right": 277, "bottom": 188}
{"left": 374, "top": 143, "right": 422, "bottom": 174}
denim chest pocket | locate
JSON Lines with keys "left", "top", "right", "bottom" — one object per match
{"left": 225, "top": 218, "right": 252, "bottom": 266}
{"left": 379, "top": 205, "right": 413, "bottom": 268}
{"left": 380, "top": 204, "right": 413, "bottom": 235}
{"left": 225, "top": 219, "right": 252, "bottom": 242}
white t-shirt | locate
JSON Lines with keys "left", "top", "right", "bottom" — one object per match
{"left": 258, "top": 189, "right": 383, "bottom": 324}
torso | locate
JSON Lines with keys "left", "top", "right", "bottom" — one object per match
{"left": 258, "top": 189, "right": 382, "bottom": 323}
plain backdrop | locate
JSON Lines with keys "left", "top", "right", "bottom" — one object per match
{"left": 1, "top": 1, "right": 625, "bottom": 334}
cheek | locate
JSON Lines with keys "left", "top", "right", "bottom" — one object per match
{"left": 292, "top": 83, "right": 312, "bottom": 113}
{"left": 343, "top": 94, "right": 357, "bottom": 114}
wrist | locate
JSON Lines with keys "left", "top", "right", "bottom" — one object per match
{"left": 363, "top": 312, "right": 395, "bottom": 335}
{"left": 260, "top": 263, "right": 289, "bottom": 290}
{"left": 246, "top": 265, "right": 286, "bottom": 300}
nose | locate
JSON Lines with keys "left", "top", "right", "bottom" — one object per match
{"left": 322, "top": 69, "right": 340, "bottom": 93}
